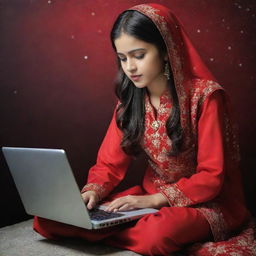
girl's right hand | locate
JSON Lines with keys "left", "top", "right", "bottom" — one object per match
{"left": 81, "top": 191, "right": 99, "bottom": 210}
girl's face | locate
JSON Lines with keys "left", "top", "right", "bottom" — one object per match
{"left": 114, "top": 33, "right": 167, "bottom": 90}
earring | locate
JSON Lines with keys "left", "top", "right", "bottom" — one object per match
{"left": 164, "top": 62, "right": 171, "bottom": 80}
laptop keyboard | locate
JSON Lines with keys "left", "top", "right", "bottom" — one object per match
{"left": 89, "top": 208, "right": 124, "bottom": 221}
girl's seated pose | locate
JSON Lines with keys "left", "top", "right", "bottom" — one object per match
{"left": 34, "top": 3, "right": 254, "bottom": 256}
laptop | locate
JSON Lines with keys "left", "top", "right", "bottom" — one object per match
{"left": 2, "top": 147, "right": 158, "bottom": 229}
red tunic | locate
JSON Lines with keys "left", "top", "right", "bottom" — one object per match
{"left": 82, "top": 88, "right": 250, "bottom": 243}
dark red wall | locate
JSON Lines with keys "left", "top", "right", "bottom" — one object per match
{"left": 1, "top": 0, "right": 255, "bottom": 227}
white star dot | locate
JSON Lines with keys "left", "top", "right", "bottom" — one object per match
{"left": 238, "top": 5, "right": 242, "bottom": 9}
{"left": 238, "top": 63, "right": 243, "bottom": 67}
{"left": 71, "top": 35, "right": 75, "bottom": 39}
{"left": 91, "top": 12, "right": 95, "bottom": 16}
{"left": 240, "top": 30, "right": 244, "bottom": 34}
{"left": 13, "top": 90, "right": 18, "bottom": 94}
{"left": 197, "top": 29, "right": 201, "bottom": 33}
{"left": 84, "top": 56, "right": 88, "bottom": 60}
{"left": 210, "top": 58, "right": 214, "bottom": 62}
{"left": 48, "top": 0, "right": 51, "bottom": 4}
{"left": 228, "top": 46, "right": 232, "bottom": 50}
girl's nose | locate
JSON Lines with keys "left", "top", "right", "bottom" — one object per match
{"left": 126, "top": 59, "right": 137, "bottom": 72}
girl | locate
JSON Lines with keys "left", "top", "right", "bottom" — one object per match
{"left": 34, "top": 3, "right": 253, "bottom": 255}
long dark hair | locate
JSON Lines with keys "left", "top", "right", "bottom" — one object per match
{"left": 110, "top": 10, "right": 183, "bottom": 156}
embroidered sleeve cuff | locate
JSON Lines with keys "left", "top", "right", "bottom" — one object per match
{"left": 159, "top": 183, "right": 193, "bottom": 207}
{"left": 81, "top": 183, "right": 108, "bottom": 200}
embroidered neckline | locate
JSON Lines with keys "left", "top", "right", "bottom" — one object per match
{"left": 145, "top": 88, "right": 172, "bottom": 117}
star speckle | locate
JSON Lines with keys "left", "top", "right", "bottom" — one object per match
{"left": 210, "top": 58, "right": 214, "bottom": 62}
{"left": 13, "top": 90, "right": 18, "bottom": 94}
{"left": 228, "top": 46, "right": 232, "bottom": 50}
{"left": 240, "top": 30, "right": 244, "bottom": 34}
{"left": 238, "top": 63, "right": 243, "bottom": 67}
{"left": 197, "top": 29, "right": 201, "bottom": 33}
{"left": 91, "top": 12, "right": 95, "bottom": 16}
{"left": 48, "top": 0, "right": 51, "bottom": 4}
{"left": 71, "top": 35, "right": 75, "bottom": 39}
{"left": 84, "top": 56, "right": 88, "bottom": 60}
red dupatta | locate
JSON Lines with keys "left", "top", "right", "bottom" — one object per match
{"left": 129, "top": 3, "right": 240, "bottom": 164}
{"left": 128, "top": 3, "right": 255, "bottom": 255}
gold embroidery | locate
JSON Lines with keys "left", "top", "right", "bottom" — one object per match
{"left": 159, "top": 183, "right": 193, "bottom": 207}
{"left": 186, "top": 220, "right": 256, "bottom": 255}
{"left": 190, "top": 79, "right": 223, "bottom": 134}
{"left": 223, "top": 112, "right": 240, "bottom": 162}
{"left": 81, "top": 183, "right": 108, "bottom": 200}
{"left": 196, "top": 202, "right": 229, "bottom": 241}
{"left": 149, "top": 159, "right": 194, "bottom": 183}
{"left": 142, "top": 92, "right": 172, "bottom": 163}
{"left": 151, "top": 120, "right": 160, "bottom": 130}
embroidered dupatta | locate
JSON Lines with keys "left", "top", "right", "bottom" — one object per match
{"left": 128, "top": 2, "right": 248, "bottom": 240}
{"left": 129, "top": 3, "right": 240, "bottom": 164}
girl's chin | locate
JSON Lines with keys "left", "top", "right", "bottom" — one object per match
{"left": 132, "top": 83, "right": 147, "bottom": 89}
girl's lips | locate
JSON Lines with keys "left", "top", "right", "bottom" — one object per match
{"left": 130, "top": 75, "right": 142, "bottom": 81}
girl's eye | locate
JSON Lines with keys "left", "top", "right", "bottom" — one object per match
{"left": 120, "top": 58, "right": 127, "bottom": 62}
{"left": 135, "top": 54, "right": 145, "bottom": 59}
{"left": 118, "top": 53, "right": 144, "bottom": 62}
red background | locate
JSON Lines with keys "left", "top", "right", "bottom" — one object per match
{"left": 1, "top": 0, "right": 255, "bottom": 227}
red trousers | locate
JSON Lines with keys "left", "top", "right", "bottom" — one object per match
{"left": 33, "top": 187, "right": 212, "bottom": 256}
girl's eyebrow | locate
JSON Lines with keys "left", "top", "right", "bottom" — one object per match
{"left": 117, "top": 48, "right": 146, "bottom": 55}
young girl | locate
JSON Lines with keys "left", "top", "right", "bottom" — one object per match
{"left": 34, "top": 3, "right": 253, "bottom": 255}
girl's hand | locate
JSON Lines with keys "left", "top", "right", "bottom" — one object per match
{"left": 81, "top": 191, "right": 99, "bottom": 210}
{"left": 105, "top": 193, "right": 169, "bottom": 212}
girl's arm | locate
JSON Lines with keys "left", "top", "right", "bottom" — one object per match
{"left": 159, "top": 90, "right": 226, "bottom": 207}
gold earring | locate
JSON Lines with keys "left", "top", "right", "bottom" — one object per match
{"left": 164, "top": 62, "right": 171, "bottom": 80}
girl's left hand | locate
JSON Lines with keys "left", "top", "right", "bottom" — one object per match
{"left": 104, "top": 193, "right": 169, "bottom": 212}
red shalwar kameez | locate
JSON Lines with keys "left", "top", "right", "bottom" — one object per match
{"left": 34, "top": 3, "right": 255, "bottom": 256}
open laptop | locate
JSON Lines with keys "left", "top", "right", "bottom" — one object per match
{"left": 2, "top": 147, "right": 158, "bottom": 229}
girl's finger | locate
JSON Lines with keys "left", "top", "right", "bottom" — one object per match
{"left": 106, "top": 199, "right": 126, "bottom": 212}
{"left": 87, "top": 195, "right": 97, "bottom": 210}
{"left": 81, "top": 194, "right": 89, "bottom": 203}
{"left": 118, "top": 203, "right": 131, "bottom": 211}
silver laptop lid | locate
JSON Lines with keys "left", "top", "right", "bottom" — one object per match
{"left": 2, "top": 147, "right": 92, "bottom": 229}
